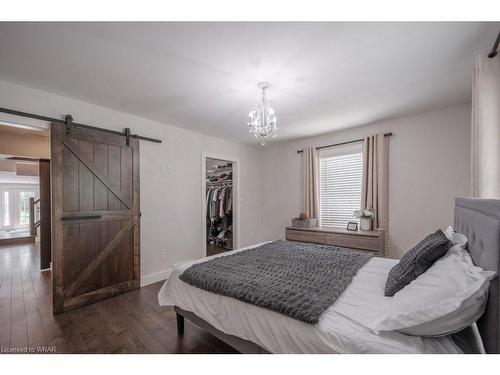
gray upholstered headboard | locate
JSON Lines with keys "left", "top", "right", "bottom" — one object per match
{"left": 454, "top": 198, "right": 500, "bottom": 354}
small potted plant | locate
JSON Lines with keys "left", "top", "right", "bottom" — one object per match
{"left": 354, "top": 208, "right": 375, "bottom": 231}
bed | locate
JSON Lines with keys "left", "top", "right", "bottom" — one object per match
{"left": 158, "top": 198, "right": 500, "bottom": 353}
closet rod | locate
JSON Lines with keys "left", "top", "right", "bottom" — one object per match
{"left": 296, "top": 132, "right": 393, "bottom": 154}
{"left": 488, "top": 30, "right": 500, "bottom": 58}
{"left": 0, "top": 106, "right": 162, "bottom": 144}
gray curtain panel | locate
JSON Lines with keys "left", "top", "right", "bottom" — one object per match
{"left": 471, "top": 54, "right": 500, "bottom": 198}
{"left": 303, "top": 147, "right": 320, "bottom": 220}
{"left": 362, "top": 134, "right": 389, "bottom": 251}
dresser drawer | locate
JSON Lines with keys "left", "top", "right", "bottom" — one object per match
{"left": 286, "top": 229, "right": 326, "bottom": 244}
{"left": 325, "top": 233, "right": 379, "bottom": 251}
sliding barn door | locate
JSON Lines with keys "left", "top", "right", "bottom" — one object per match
{"left": 51, "top": 123, "right": 140, "bottom": 314}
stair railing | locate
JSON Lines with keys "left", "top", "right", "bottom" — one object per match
{"left": 29, "top": 197, "right": 41, "bottom": 236}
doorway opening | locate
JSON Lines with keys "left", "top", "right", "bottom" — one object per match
{"left": 0, "top": 166, "right": 39, "bottom": 242}
{"left": 202, "top": 154, "right": 239, "bottom": 258}
{"left": 0, "top": 124, "right": 51, "bottom": 261}
{"left": 0, "top": 122, "right": 52, "bottom": 349}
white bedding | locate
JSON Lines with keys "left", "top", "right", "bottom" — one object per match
{"left": 158, "top": 242, "right": 462, "bottom": 354}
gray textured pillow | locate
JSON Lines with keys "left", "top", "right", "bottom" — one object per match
{"left": 384, "top": 230, "right": 452, "bottom": 297}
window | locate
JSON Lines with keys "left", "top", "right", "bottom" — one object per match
{"left": 0, "top": 188, "right": 38, "bottom": 230}
{"left": 19, "top": 191, "right": 35, "bottom": 225}
{"left": 319, "top": 144, "right": 363, "bottom": 228}
{"left": 2, "top": 191, "right": 9, "bottom": 227}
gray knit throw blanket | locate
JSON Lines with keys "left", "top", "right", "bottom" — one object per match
{"left": 179, "top": 240, "right": 373, "bottom": 324}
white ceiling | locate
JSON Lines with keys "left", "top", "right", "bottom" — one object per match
{"left": 0, "top": 22, "right": 497, "bottom": 145}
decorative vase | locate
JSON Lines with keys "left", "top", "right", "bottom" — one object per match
{"left": 360, "top": 217, "right": 372, "bottom": 231}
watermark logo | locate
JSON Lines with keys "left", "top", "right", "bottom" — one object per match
{"left": 1, "top": 346, "right": 57, "bottom": 353}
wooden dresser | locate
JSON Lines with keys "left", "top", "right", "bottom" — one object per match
{"left": 286, "top": 226, "right": 385, "bottom": 257}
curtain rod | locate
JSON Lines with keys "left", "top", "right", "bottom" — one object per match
{"left": 0, "top": 106, "right": 162, "bottom": 144}
{"left": 488, "top": 30, "right": 500, "bottom": 59}
{"left": 296, "top": 132, "right": 393, "bottom": 154}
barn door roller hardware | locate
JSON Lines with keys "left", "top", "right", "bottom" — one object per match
{"left": 124, "top": 127, "right": 131, "bottom": 146}
{"left": 65, "top": 114, "right": 73, "bottom": 136}
{"left": 0, "top": 106, "right": 162, "bottom": 145}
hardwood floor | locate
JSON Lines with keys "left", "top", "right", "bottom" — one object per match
{"left": 0, "top": 230, "right": 35, "bottom": 247}
{"left": 0, "top": 243, "right": 237, "bottom": 354}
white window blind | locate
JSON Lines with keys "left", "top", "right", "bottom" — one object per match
{"left": 319, "top": 145, "right": 363, "bottom": 228}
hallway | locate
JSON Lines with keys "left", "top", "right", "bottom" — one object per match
{"left": 0, "top": 244, "right": 236, "bottom": 353}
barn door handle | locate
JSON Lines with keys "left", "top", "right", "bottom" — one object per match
{"left": 61, "top": 215, "right": 102, "bottom": 221}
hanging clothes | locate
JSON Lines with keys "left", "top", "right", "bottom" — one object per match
{"left": 206, "top": 184, "right": 232, "bottom": 219}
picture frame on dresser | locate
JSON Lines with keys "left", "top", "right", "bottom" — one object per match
{"left": 346, "top": 222, "right": 358, "bottom": 231}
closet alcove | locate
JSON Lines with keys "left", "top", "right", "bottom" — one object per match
{"left": 205, "top": 157, "right": 234, "bottom": 256}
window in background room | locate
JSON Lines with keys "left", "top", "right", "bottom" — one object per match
{"left": 319, "top": 143, "right": 363, "bottom": 228}
{"left": 19, "top": 191, "right": 35, "bottom": 226}
{"left": 0, "top": 188, "right": 39, "bottom": 231}
{"left": 2, "top": 191, "right": 10, "bottom": 228}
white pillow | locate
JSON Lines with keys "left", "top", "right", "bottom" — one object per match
{"left": 370, "top": 245, "right": 496, "bottom": 337}
{"left": 444, "top": 225, "right": 467, "bottom": 248}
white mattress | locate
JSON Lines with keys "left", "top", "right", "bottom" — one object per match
{"left": 158, "top": 242, "right": 462, "bottom": 354}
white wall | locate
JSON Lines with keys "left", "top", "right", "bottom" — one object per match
{"left": 261, "top": 103, "right": 471, "bottom": 259}
{"left": 0, "top": 78, "right": 473, "bottom": 269}
{"left": 0, "top": 79, "right": 265, "bottom": 285}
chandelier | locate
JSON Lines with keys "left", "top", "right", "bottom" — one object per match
{"left": 247, "top": 82, "right": 278, "bottom": 145}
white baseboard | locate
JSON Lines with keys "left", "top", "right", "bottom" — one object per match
{"left": 140, "top": 268, "right": 172, "bottom": 287}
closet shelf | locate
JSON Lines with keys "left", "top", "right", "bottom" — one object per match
{"left": 207, "top": 168, "right": 233, "bottom": 176}
{"left": 206, "top": 166, "right": 232, "bottom": 175}
{"left": 207, "top": 179, "right": 232, "bottom": 185}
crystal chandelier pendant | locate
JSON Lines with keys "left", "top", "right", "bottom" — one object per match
{"left": 247, "top": 82, "right": 278, "bottom": 145}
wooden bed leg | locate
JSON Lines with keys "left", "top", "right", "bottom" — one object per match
{"left": 176, "top": 312, "right": 184, "bottom": 335}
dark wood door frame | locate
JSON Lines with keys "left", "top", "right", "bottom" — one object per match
{"left": 51, "top": 123, "right": 140, "bottom": 314}
{"left": 39, "top": 158, "right": 51, "bottom": 270}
